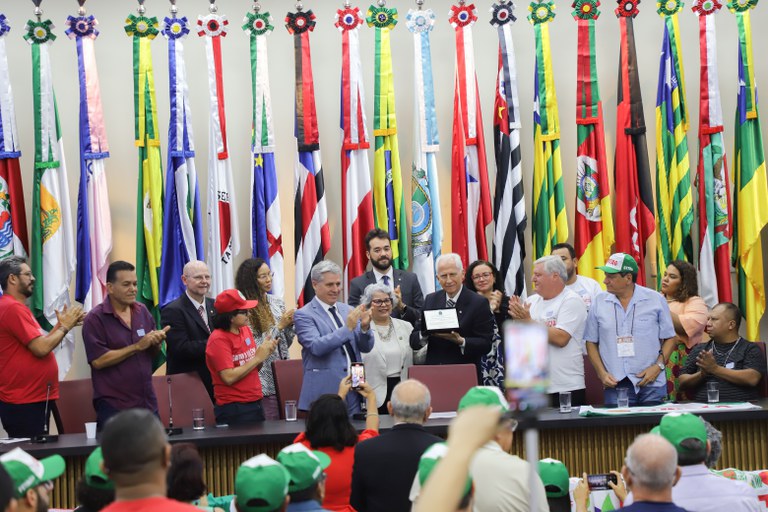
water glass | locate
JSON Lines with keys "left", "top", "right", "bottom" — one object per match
{"left": 85, "top": 422, "right": 97, "bottom": 439}
{"left": 559, "top": 392, "right": 572, "bottom": 413}
{"left": 616, "top": 387, "right": 630, "bottom": 409}
{"left": 192, "top": 408, "right": 205, "bottom": 430}
{"left": 707, "top": 381, "right": 720, "bottom": 403}
{"left": 285, "top": 400, "right": 298, "bottom": 422}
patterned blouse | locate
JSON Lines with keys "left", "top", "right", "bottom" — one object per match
{"left": 248, "top": 295, "right": 295, "bottom": 397}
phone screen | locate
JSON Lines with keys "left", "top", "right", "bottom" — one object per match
{"left": 351, "top": 363, "right": 365, "bottom": 388}
{"left": 587, "top": 473, "right": 618, "bottom": 490}
{"left": 503, "top": 321, "right": 549, "bottom": 410}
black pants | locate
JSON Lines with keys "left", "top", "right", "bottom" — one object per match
{"left": 377, "top": 376, "right": 401, "bottom": 415}
{"left": 215, "top": 401, "right": 265, "bottom": 426}
{"left": 94, "top": 399, "right": 160, "bottom": 431}
{"left": 548, "top": 389, "right": 587, "bottom": 409}
{"left": 0, "top": 400, "right": 54, "bottom": 438}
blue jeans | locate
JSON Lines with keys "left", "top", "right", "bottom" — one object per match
{"left": 214, "top": 401, "right": 265, "bottom": 426}
{"left": 603, "top": 378, "right": 666, "bottom": 406}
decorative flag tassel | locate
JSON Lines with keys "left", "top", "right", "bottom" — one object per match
{"left": 613, "top": 0, "right": 654, "bottom": 285}
{"left": 287, "top": 8, "right": 330, "bottom": 307}
{"left": 529, "top": 0, "right": 568, "bottom": 260}
{"left": 491, "top": 1, "right": 528, "bottom": 298}
{"left": 407, "top": 7, "right": 442, "bottom": 294}
{"left": 368, "top": 5, "right": 408, "bottom": 269}
{"left": 655, "top": 0, "right": 694, "bottom": 287}
{"left": 25, "top": 16, "right": 76, "bottom": 378}
{"left": 0, "top": 15, "right": 29, "bottom": 262}
{"left": 337, "top": 6, "right": 374, "bottom": 297}
{"left": 450, "top": 3, "right": 492, "bottom": 267}
{"left": 729, "top": 0, "right": 767, "bottom": 339}
{"left": 245, "top": 8, "right": 284, "bottom": 298}
{"left": 692, "top": 0, "right": 731, "bottom": 306}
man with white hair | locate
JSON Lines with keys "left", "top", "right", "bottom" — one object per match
{"left": 295, "top": 260, "right": 373, "bottom": 415}
{"left": 618, "top": 434, "right": 688, "bottom": 511}
{"left": 508, "top": 256, "right": 588, "bottom": 407}
{"left": 410, "top": 254, "right": 494, "bottom": 380}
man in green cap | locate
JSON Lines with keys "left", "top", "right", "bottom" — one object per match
{"left": 0, "top": 447, "right": 65, "bottom": 512}
{"left": 74, "top": 447, "right": 114, "bottom": 512}
{"left": 584, "top": 253, "right": 677, "bottom": 406}
{"left": 231, "top": 454, "right": 290, "bottom": 512}
{"left": 277, "top": 443, "right": 331, "bottom": 511}
{"left": 537, "top": 458, "right": 572, "bottom": 512}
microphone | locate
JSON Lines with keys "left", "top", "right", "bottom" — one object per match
{"left": 165, "top": 377, "right": 182, "bottom": 436}
{"left": 31, "top": 382, "right": 58, "bottom": 443}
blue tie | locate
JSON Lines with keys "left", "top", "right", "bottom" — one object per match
{"left": 382, "top": 275, "right": 391, "bottom": 287}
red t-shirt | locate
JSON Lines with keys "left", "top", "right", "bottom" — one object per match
{"left": 102, "top": 497, "right": 201, "bottom": 512}
{"left": 296, "top": 429, "right": 379, "bottom": 512}
{"left": 206, "top": 326, "right": 264, "bottom": 406}
{"left": 0, "top": 294, "right": 59, "bottom": 403}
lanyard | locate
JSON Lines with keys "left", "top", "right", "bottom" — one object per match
{"left": 710, "top": 338, "right": 740, "bottom": 367}
{"left": 613, "top": 301, "right": 637, "bottom": 337}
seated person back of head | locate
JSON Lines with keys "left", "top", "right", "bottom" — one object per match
{"left": 277, "top": 443, "right": 332, "bottom": 511}
{"left": 232, "top": 454, "right": 290, "bottom": 512}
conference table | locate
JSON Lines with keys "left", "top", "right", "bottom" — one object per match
{"left": 5, "top": 402, "right": 768, "bottom": 509}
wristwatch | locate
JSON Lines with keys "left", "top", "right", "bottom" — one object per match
{"left": 656, "top": 361, "right": 665, "bottom": 371}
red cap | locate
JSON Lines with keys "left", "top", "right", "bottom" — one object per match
{"left": 214, "top": 289, "right": 259, "bottom": 313}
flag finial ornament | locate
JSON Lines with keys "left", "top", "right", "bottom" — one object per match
{"left": 490, "top": 2, "right": 517, "bottom": 25}
{"left": 528, "top": 0, "right": 556, "bottom": 24}
{"left": 367, "top": 5, "right": 398, "bottom": 28}
{"left": 616, "top": 0, "right": 641, "bottom": 17}
{"left": 727, "top": 0, "right": 757, "bottom": 11}
{"left": 24, "top": 19, "right": 56, "bottom": 44}
{"left": 243, "top": 11, "right": 273, "bottom": 36}
{"left": 657, "top": 0, "right": 684, "bottom": 15}
{"left": 691, "top": 0, "right": 722, "bottom": 14}
{"left": 197, "top": 14, "right": 228, "bottom": 37}
{"left": 449, "top": 3, "right": 478, "bottom": 27}
{"left": 65, "top": 15, "right": 98, "bottom": 39}
{"left": 335, "top": 6, "right": 364, "bottom": 31}
{"left": 162, "top": 15, "right": 190, "bottom": 39}
{"left": 124, "top": 14, "right": 159, "bottom": 38}
{"left": 0, "top": 15, "right": 11, "bottom": 37}
{"left": 573, "top": 0, "right": 601, "bottom": 19}
{"left": 285, "top": 10, "right": 316, "bottom": 34}
{"left": 406, "top": 8, "right": 436, "bottom": 32}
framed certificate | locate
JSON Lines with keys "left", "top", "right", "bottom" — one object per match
{"left": 423, "top": 309, "right": 460, "bottom": 333}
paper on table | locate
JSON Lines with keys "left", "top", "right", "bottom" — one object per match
{"left": 578, "top": 402, "right": 761, "bottom": 417}
{"left": 0, "top": 438, "right": 30, "bottom": 444}
{"left": 428, "top": 411, "right": 458, "bottom": 419}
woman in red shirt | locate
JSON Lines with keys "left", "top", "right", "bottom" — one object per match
{"left": 295, "top": 377, "right": 379, "bottom": 511}
{"left": 205, "top": 289, "right": 277, "bottom": 426}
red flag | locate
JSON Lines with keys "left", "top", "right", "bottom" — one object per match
{"left": 0, "top": 158, "right": 29, "bottom": 258}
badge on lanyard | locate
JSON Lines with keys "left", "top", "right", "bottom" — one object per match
{"left": 137, "top": 328, "right": 146, "bottom": 337}
{"left": 725, "top": 362, "right": 735, "bottom": 369}
{"left": 617, "top": 335, "right": 635, "bottom": 357}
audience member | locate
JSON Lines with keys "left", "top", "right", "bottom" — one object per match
{"left": 348, "top": 228, "right": 424, "bottom": 326}
{"left": 167, "top": 443, "right": 224, "bottom": 511}
{"left": 74, "top": 447, "right": 114, "bottom": 512}
{"left": 99, "top": 409, "right": 200, "bottom": 511}
{"left": 411, "top": 254, "right": 494, "bottom": 381}
{"left": 235, "top": 258, "right": 295, "bottom": 420}
{"left": 660, "top": 261, "right": 708, "bottom": 401}
{"left": 295, "top": 260, "right": 373, "bottom": 415}
{"left": 585, "top": 253, "right": 676, "bottom": 406}
{"left": 617, "top": 434, "right": 687, "bottom": 511}
{"left": 552, "top": 243, "right": 603, "bottom": 313}
{"left": 277, "top": 444, "right": 331, "bottom": 511}
{"left": 231, "top": 454, "right": 290, "bottom": 512}
{"left": 82, "top": 261, "right": 168, "bottom": 428}
{"left": 0, "top": 464, "right": 15, "bottom": 512}
{"left": 571, "top": 469, "right": 627, "bottom": 512}
{"left": 702, "top": 419, "right": 723, "bottom": 469}
{"left": 294, "top": 379, "right": 378, "bottom": 512}
{"left": 0, "top": 448, "right": 64, "bottom": 512}
{"left": 0, "top": 256, "right": 85, "bottom": 437}
{"left": 161, "top": 260, "right": 216, "bottom": 401}
{"left": 415, "top": 443, "right": 473, "bottom": 512}
{"left": 509, "top": 256, "right": 587, "bottom": 407}
{"left": 679, "top": 302, "right": 765, "bottom": 402}
{"left": 205, "top": 289, "right": 277, "bottom": 425}
{"left": 537, "top": 459, "right": 572, "bottom": 512}
{"left": 350, "top": 379, "right": 440, "bottom": 512}
{"left": 360, "top": 283, "right": 423, "bottom": 413}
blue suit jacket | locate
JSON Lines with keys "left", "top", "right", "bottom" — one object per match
{"left": 295, "top": 297, "right": 375, "bottom": 413}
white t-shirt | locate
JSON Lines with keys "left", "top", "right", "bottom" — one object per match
{"left": 526, "top": 289, "right": 587, "bottom": 393}
{"left": 566, "top": 274, "right": 603, "bottom": 313}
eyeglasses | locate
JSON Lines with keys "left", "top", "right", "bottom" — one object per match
{"left": 233, "top": 310, "right": 248, "bottom": 316}
{"left": 472, "top": 272, "right": 493, "bottom": 280}
{"left": 40, "top": 480, "right": 53, "bottom": 492}
{"left": 257, "top": 272, "right": 275, "bottom": 280}
{"left": 18, "top": 271, "right": 33, "bottom": 278}
{"left": 371, "top": 298, "right": 393, "bottom": 306}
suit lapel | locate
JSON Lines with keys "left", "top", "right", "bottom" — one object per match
{"left": 182, "top": 294, "right": 210, "bottom": 333}
{"left": 312, "top": 298, "right": 338, "bottom": 333}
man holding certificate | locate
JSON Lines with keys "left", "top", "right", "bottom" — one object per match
{"left": 410, "top": 254, "right": 494, "bottom": 380}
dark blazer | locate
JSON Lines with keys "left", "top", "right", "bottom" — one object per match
{"left": 350, "top": 423, "right": 442, "bottom": 512}
{"left": 160, "top": 294, "right": 216, "bottom": 400}
{"left": 411, "top": 287, "right": 495, "bottom": 379}
{"left": 348, "top": 269, "right": 424, "bottom": 325}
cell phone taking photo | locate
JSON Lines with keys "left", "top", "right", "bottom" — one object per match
{"left": 351, "top": 362, "right": 366, "bottom": 389}
{"left": 587, "top": 473, "right": 618, "bottom": 491}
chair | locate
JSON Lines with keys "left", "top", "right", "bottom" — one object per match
{"left": 153, "top": 373, "right": 216, "bottom": 428}
{"left": 407, "top": 364, "right": 478, "bottom": 412}
{"left": 757, "top": 342, "right": 768, "bottom": 398}
{"left": 273, "top": 359, "right": 304, "bottom": 420}
{"left": 57, "top": 378, "right": 96, "bottom": 434}
{"left": 583, "top": 355, "right": 604, "bottom": 405}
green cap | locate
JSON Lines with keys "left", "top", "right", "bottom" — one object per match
{"left": 418, "top": 443, "right": 472, "bottom": 497}
{"left": 656, "top": 413, "right": 707, "bottom": 453}
{"left": 0, "top": 448, "right": 65, "bottom": 498}
{"left": 276, "top": 444, "right": 331, "bottom": 493}
{"left": 538, "top": 458, "right": 570, "bottom": 498}
{"left": 233, "top": 454, "right": 290, "bottom": 512}
{"left": 458, "top": 386, "right": 510, "bottom": 412}
{"left": 84, "top": 447, "right": 113, "bottom": 490}
{"left": 595, "top": 253, "right": 639, "bottom": 275}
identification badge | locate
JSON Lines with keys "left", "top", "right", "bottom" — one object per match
{"left": 726, "top": 362, "right": 735, "bottom": 369}
{"left": 245, "top": 337, "right": 252, "bottom": 346}
{"left": 137, "top": 328, "right": 146, "bottom": 337}
{"left": 617, "top": 335, "right": 635, "bottom": 357}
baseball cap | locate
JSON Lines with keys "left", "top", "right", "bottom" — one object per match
{"left": 83, "top": 447, "right": 113, "bottom": 490}
{"left": 233, "top": 454, "right": 290, "bottom": 512}
{"left": 538, "top": 458, "right": 570, "bottom": 498}
{"left": 0, "top": 448, "right": 65, "bottom": 498}
{"left": 276, "top": 444, "right": 331, "bottom": 493}
{"left": 418, "top": 443, "right": 472, "bottom": 497}
{"left": 458, "top": 386, "right": 510, "bottom": 412}
{"left": 214, "top": 289, "right": 259, "bottom": 314}
{"left": 655, "top": 413, "right": 707, "bottom": 453}
{"left": 595, "top": 253, "right": 639, "bottom": 275}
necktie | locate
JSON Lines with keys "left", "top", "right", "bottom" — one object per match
{"left": 198, "top": 305, "right": 210, "bottom": 332}
{"left": 446, "top": 298, "right": 456, "bottom": 308}
{"left": 330, "top": 306, "right": 359, "bottom": 363}
{"left": 382, "top": 275, "right": 391, "bottom": 287}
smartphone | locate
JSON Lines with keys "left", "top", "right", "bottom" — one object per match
{"left": 587, "top": 473, "right": 618, "bottom": 491}
{"left": 504, "top": 321, "right": 549, "bottom": 410}
{"left": 351, "top": 362, "right": 366, "bottom": 389}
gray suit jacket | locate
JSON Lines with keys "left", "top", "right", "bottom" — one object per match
{"left": 348, "top": 269, "right": 424, "bottom": 326}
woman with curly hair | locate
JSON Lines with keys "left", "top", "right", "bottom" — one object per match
{"left": 235, "top": 258, "right": 295, "bottom": 420}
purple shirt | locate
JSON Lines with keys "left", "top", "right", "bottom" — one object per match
{"left": 82, "top": 298, "right": 158, "bottom": 413}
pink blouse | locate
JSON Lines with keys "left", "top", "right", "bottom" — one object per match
{"left": 668, "top": 296, "right": 708, "bottom": 349}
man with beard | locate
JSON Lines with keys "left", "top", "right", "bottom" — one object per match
{"left": 0, "top": 448, "right": 65, "bottom": 512}
{"left": 0, "top": 256, "right": 85, "bottom": 438}
{"left": 348, "top": 229, "right": 424, "bottom": 326}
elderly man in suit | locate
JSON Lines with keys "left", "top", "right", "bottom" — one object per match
{"left": 295, "top": 260, "right": 374, "bottom": 414}
{"left": 160, "top": 260, "right": 216, "bottom": 400}
{"left": 348, "top": 228, "right": 424, "bottom": 326}
{"left": 411, "top": 254, "right": 494, "bottom": 380}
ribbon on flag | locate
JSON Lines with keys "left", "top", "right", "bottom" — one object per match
{"left": 449, "top": 3, "right": 492, "bottom": 267}
{"left": 655, "top": 0, "right": 694, "bottom": 287}
{"left": 244, "top": 9, "right": 284, "bottom": 298}
{"left": 491, "top": 1, "right": 527, "bottom": 298}
{"left": 572, "top": 0, "right": 614, "bottom": 284}
{"left": 0, "top": 15, "right": 28, "bottom": 262}
{"left": 692, "top": 0, "right": 732, "bottom": 306}
{"left": 25, "top": 17, "right": 76, "bottom": 378}
{"left": 199, "top": 11, "right": 239, "bottom": 296}
{"left": 337, "top": 6, "right": 374, "bottom": 296}
{"left": 67, "top": 13, "right": 112, "bottom": 311}
{"left": 613, "top": 0, "right": 655, "bottom": 285}
{"left": 287, "top": 8, "right": 330, "bottom": 306}
{"left": 729, "top": 0, "right": 767, "bottom": 339}
{"left": 407, "top": 8, "right": 442, "bottom": 294}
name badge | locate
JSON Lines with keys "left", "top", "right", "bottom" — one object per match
{"left": 617, "top": 335, "right": 635, "bottom": 357}
{"left": 726, "top": 362, "right": 735, "bottom": 369}
{"left": 245, "top": 337, "right": 252, "bottom": 346}
{"left": 137, "top": 328, "right": 146, "bottom": 337}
